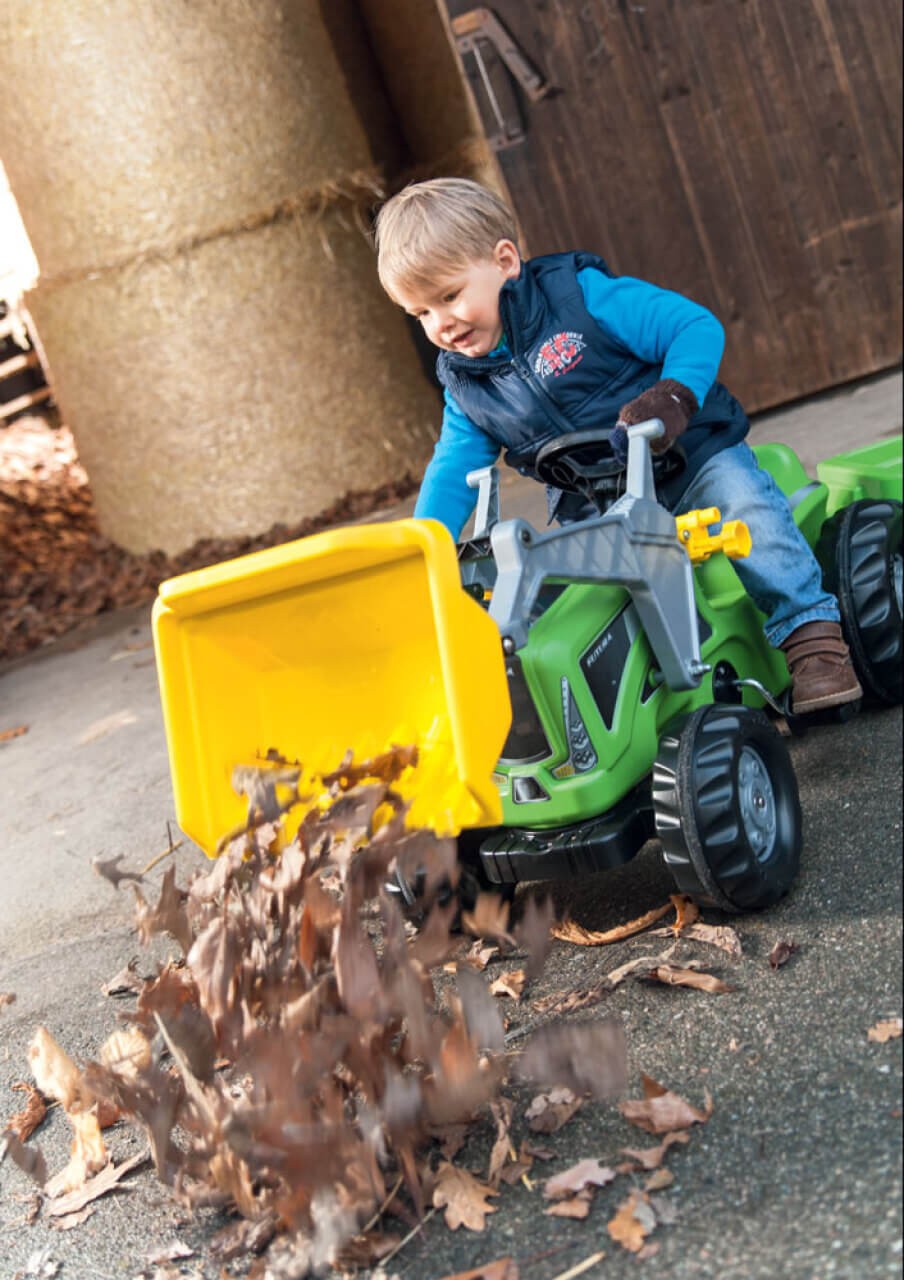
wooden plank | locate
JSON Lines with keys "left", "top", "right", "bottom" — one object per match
{"left": 0, "top": 349, "right": 39, "bottom": 380}
{"left": 0, "top": 384, "right": 52, "bottom": 420}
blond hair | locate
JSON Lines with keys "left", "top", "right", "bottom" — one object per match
{"left": 374, "top": 178, "right": 519, "bottom": 299}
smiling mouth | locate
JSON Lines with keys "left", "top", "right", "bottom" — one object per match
{"left": 451, "top": 329, "right": 475, "bottom": 347}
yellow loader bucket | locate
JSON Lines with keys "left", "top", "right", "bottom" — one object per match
{"left": 152, "top": 519, "right": 511, "bottom": 857}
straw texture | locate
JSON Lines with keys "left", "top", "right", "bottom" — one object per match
{"left": 0, "top": 0, "right": 439, "bottom": 552}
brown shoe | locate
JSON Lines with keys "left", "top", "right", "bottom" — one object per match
{"left": 780, "top": 621, "right": 863, "bottom": 714}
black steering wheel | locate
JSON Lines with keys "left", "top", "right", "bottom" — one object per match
{"left": 535, "top": 427, "right": 685, "bottom": 512}
{"left": 535, "top": 428, "right": 622, "bottom": 496}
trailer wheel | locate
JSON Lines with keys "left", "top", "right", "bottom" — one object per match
{"left": 818, "top": 499, "right": 903, "bottom": 706}
{"left": 653, "top": 705, "right": 802, "bottom": 913}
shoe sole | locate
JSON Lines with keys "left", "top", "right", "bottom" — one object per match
{"left": 792, "top": 683, "right": 864, "bottom": 715}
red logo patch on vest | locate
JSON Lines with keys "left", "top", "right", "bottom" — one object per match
{"left": 534, "top": 331, "right": 587, "bottom": 378}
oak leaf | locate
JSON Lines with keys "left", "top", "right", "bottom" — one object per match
{"left": 543, "top": 1157, "right": 617, "bottom": 1199}
{"left": 432, "top": 1162, "right": 498, "bottom": 1231}
{"left": 607, "top": 1190, "right": 656, "bottom": 1253}
{"left": 619, "top": 1075, "right": 712, "bottom": 1135}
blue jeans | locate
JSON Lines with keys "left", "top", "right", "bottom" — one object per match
{"left": 673, "top": 442, "right": 840, "bottom": 647}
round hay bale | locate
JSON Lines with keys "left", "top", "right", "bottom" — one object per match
{"left": 0, "top": 0, "right": 440, "bottom": 552}
{"left": 25, "top": 213, "right": 438, "bottom": 554}
{"left": 0, "top": 0, "right": 381, "bottom": 279}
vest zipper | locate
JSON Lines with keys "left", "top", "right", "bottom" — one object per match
{"left": 512, "top": 354, "right": 576, "bottom": 436}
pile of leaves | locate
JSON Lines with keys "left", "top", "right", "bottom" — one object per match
{"left": 0, "top": 415, "right": 419, "bottom": 663}
{"left": 3, "top": 747, "right": 631, "bottom": 1276}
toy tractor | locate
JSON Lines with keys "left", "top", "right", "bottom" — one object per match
{"left": 152, "top": 423, "right": 902, "bottom": 915}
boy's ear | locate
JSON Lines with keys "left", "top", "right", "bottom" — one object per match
{"left": 494, "top": 238, "right": 521, "bottom": 279}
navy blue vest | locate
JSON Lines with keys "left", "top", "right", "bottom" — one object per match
{"left": 436, "top": 251, "right": 748, "bottom": 516}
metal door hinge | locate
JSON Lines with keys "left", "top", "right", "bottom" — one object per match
{"left": 452, "top": 7, "right": 552, "bottom": 151}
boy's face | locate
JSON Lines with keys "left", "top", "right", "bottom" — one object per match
{"left": 395, "top": 239, "right": 521, "bottom": 359}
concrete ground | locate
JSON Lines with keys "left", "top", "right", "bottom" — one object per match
{"left": 0, "top": 369, "right": 901, "bottom": 1280}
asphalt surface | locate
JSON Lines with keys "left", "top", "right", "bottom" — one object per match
{"left": 0, "top": 371, "right": 901, "bottom": 1280}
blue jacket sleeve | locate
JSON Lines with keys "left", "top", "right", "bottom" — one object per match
{"left": 413, "top": 387, "right": 500, "bottom": 540}
{"left": 577, "top": 268, "right": 725, "bottom": 409}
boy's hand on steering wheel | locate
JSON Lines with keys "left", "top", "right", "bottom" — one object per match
{"left": 616, "top": 379, "right": 699, "bottom": 454}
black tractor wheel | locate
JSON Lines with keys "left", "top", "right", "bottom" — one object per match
{"left": 653, "top": 705, "right": 802, "bottom": 913}
{"left": 817, "top": 499, "right": 903, "bottom": 706}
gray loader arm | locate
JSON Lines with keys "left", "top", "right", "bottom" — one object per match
{"left": 476, "top": 420, "right": 706, "bottom": 691}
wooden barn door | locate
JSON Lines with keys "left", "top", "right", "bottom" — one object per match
{"left": 441, "top": 1, "right": 902, "bottom": 412}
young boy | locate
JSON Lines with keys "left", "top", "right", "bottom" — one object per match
{"left": 374, "top": 177, "right": 861, "bottom": 715}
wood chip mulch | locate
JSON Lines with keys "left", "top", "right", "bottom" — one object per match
{"left": 0, "top": 415, "right": 418, "bottom": 665}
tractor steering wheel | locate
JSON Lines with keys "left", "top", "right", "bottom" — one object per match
{"left": 535, "top": 427, "right": 685, "bottom": 513}
{"left": 535, "top": 428, "right": 623, "bottom": 499}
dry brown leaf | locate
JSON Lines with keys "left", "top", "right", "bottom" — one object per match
{"left": 620, "top": 1075, "right": 713, "bottom": 1135}
{"left": 434, "top": 1259, "right": 519, "bottom": 1280}
{"left": 45, "top": 1110, "right": 109, "bottom": 1198}
{"left": 645, "top": 965, "right": 735, "bottom": 994}
{"left": 682, "top": 921, "right": 742, "bottom": 959}
{"left": 525, "top": 1086, "right": 583, "bottom": 1134}
{"left": 101, "top": 957, "right": 145, "bottom": 997}
{"left": 651, "top": 921, "right": 743, "bottom": 959}
{"left": 606, "top": 947, "right": 677, "bottom": 988}
{"left": 543, "top": 1157, "right": 617, "bottom": 1200}
{"left": 28, "top": 1027, "right": 110, "bottom": 1196}
{"left": 489, "top": 970, "right": 526, "bottom": 1001}
{"left": 465, "top": 941, "right": 499, "bottom": 970}
{"left": 45, "top": 1150, "right": 150, "bottom": 1217}
{"left": 6, "top": 1082, "right": 47, "bottom": 1142}
{"left": 620, "top": 1129, "right": 690, "bottom": 1170}
{"left": 531, "top": 980, "right": 609, "bottom": 1016}
{"left": 432, "top": 1162, "right": 499, "bottom": 1231}
{"left": 867, "top": 1017, "right": 903, "bottom": 1043}
{"left": 28, "top": 1027, "right": 86, "bottom": 1111}
{"left": 545, "top": 1193, "right": 592, "bottom": 1219}
{"left": 607, "top": 1190, "right": 657, "bottom": 1253}
{"left": 644, "top": 1168, "right": 674, "bottom": 1191}
{"left": 51, "top": 1204, "right": 96, "bottom": 1231}
{"left": 517, "top": 1019, "right": 627, "bottom": 1100}
{"left": 514, "top": 894, "right": 555, "bottom": 980}
{"left": 487, "top": 1099, "right": 513, "bottom": 1188}
{"left": 0, "top": 723, "right": 28, "bottom": 742}
{"left": 769, "top": 939, "right": 799, "bottom": 969}
{"left": 669, "top": 894, "right": 700, "bottom": 932}
{"left": 462, "top": 892, "right": 514, "bottom": 944}
{"left": 99, "top": 1027, "right": 152, "bottom": 1080}
{"left": 552, "top": 902, "right": 672, "bottom": 946}
{"left": 0, "top": 991, "right": 15, "bottom": 1011}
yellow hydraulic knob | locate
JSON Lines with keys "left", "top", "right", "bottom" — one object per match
{"left": 675, "top": 507, "right": 752, "bottom": 563}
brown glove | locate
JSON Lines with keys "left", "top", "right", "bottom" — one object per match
{"left": 617, "top": 379, "right": 699, "bottom": 454}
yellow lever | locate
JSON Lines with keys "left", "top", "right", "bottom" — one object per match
{"left": 675, "top": 507, "right": 752, "bottom": 564}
